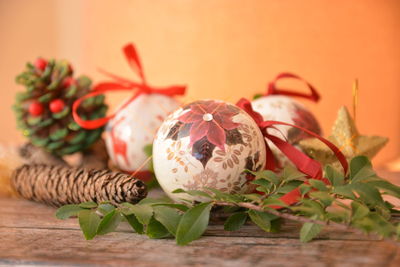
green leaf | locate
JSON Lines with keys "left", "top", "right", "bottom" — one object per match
{"left": 325, "top": 210, "right": 350, "bottom": 223}
{"left": 79, "top": 201, "right": 98, "bottom": 209}
{"left": 152, "top": 203, "right": 189, "bottom": 212}
{"left": 143, "top": 144, "right": 154, "bottom": 173}
{"left": 299, "top": 184, "right": 311, "bottom": 196}
{"left": 248, "top": 210, "right": 277, "bottom": 232}
{"left": 308, "top": 179, "right": 328, "bottom": 191}
{"left": 97, "top": 210, "right": 122, "bottom": 235}
{"left": 366, "top": 179, "right": 400, "bottom": 198}
{"left": 143, "top": 144, "right": 153, "bottom": 157}
{"left": 78, "top": 210, "right": 101, "bottom": 240}
{"left": 351, "top": 201, "right": 370, "bottom": 221}
{"left": 332, "top": 185, "right": 356, "bottom": 199}
{"left": 300, "top": 221, "right": 322, "bottom": 242}
{"left": 153, "top": 206, "right": 182, "bottom": 235}
{"left": 120, "top": 203, "right": 153, "bottom": 225}
{"left": 352, "top": 183, "right": 384, "bottom": 206}
{"left": 172, "top": 188, "right": 211, "bottom": 199}
{"left": 262, "top": 198, "right": 288, "bottom": 208}
{"left": 282, "top": 165, "right": 306, "bottom": 181}
{"left": 97, "top": 203, "right": 115, "bottom": 215}
{"left": 375, "top": 205, "right": 391, "bottom": 220}
{"left": 292, "top": 200, "right": 324, "bottom": 216}
{"left": 248, "top": 170, "right": 280, "bottom": 185}
{"left": 251, "top": 178, "right": 271, "bottom": 188}
{"left": 222, "top": 206, "right": 241, "bottom": 213}
{"left": 251, "top": 178, "right": 274, "bottom": 193}
{"left": 269, "top": 218, "right": 282, "bottom": 233}
{"left": 175, "top": 202, "right": 213, "bottom": 245}
{"left": 146, "top": 217, "right": 171, "bottom": 239}
{"left": 224, "top": 212, "right": 247, "bottom": 231}
{"left": 350, "top": 156, "right": 376, "bottom": 182}
{"left": 243, "top": 194, "right": 262, "bottom": 202}
{"left": 309, "top": 191, "right": 334, "bottom": 207}
{"left": 325, "top": 165, "right": 344, "bottom": 186}
{"left": 276, "top": 181, "right": 303, "bottom": 194}
{"left": 255, "top": 186, "right": 269, "bottom": 194}
{"left": 364, "top": 213, "right": 395, "bottom": 237}
{"left": 138, "top": 197, "right": 170, "bottom": 205}
{"left": 253, "top": 93, "right": 263, "bottom": 100}
{"left": 124, "top": 214, "right": 144, "bottom": 234}
{"left": 56, "top": 204, "right": 83, "bottom": 219}
{"left": 203, "top": 187, "right": 243, "bottom": 202}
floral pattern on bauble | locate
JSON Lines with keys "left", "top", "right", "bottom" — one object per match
{"left": 153, "top": 99, "right": 267, "bottom": 201}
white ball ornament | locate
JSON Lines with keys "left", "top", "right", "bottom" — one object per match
{"left": 105, "top": 94, "right": 180, "bottom": 178}
{"left": 153, "top": 99, "right": 267, "bottom": 202}
{"left": 251, "top": 95, "right": 321, "bottom": 166}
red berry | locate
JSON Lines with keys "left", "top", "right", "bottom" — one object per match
{"left": 62, "top": 77, "right": 75, "bottom": 88}
{"left": 34, "top": 58, "right": 47, "bottom": 71}
{"left": 49, "top": 99, "right": 65, "bottom": 113}
{"left": 28, "top": 101, "right": 44, "bottom": 116}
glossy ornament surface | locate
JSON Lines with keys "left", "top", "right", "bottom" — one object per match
{"left": 251, "top": 95, "right": 321, "bottom": 166}
{"left": 153, "top": 99, "right": 266, "bottom": 201}
{"left": 105, "top": 94, "right": 180, "bottom": 174}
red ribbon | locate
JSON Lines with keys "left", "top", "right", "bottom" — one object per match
{"left": 236, "top": 98, "right": 348, "bottom": 206}
{"left": 73, "top": 43, "right": 186, "bottom": 129}
{"left": 266, "top": 72, "right": 320, "bottom": 102}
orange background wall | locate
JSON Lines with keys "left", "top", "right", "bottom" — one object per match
{"left": 1, "top": 0, "right": 399, "bottom": 166}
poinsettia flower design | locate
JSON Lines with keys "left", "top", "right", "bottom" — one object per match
{"left": 178, "top": 100, "right": 240, "bottom": 150}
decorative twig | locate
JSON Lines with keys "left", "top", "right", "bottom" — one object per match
{"left": 217, "top": 201, "right": 362, "bottom": 235}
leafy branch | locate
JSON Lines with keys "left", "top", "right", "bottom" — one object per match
{"left": 56, "top": 156, "right": 400, "bottom": 245}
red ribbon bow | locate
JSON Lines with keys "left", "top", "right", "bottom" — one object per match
{"left": 73, "top": 43, "right": 186, "bottom": 129}
{"left": 266, "top": 72, "right": 320, "bottom": 102}
{"left": 236, "top": 98, "right": 348, "bottom": 206}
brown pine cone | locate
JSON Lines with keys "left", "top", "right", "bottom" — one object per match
{"left": 12, "top": 164, "right": 147, "bottom": 207}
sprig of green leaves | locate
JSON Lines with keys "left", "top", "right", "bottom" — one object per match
{"left": 56, "top": 156, "right": 400, "bottom": 245}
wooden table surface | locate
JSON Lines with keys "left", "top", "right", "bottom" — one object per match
{"left": 1, "top": 169, "right": 400, "bottom": 267}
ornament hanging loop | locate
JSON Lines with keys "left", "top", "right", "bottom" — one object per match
{"left": 266, "top": 72, "right": 320, "bottom": 102}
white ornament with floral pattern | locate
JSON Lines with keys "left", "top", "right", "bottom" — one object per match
{"left": 105, "top": 94, "right": 180, "bottom": 178}
{"left": 153, "top": 99, "right": 266, "bottom": 202}
{"left": 251, "top": 95, "right": 321, "bottom": 167}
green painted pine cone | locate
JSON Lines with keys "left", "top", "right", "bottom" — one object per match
{"left": 14, "top": 58, "right": 108, "bottom": 156}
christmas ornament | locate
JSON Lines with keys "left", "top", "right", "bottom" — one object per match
{"left": 105, "top": 94, "right": 180, "bottom": 175}
{"left": 14, "top": 58, "right": 108, "bottom": 156}
{"left": 299, "top": 106, "right": 388, "bottom": 168}
{"left": 12, "top": 164, "right": 148, "bottom": 207}
{"left": 237, "top": 98, "right": 348, "bottom": 206}
{"left": 73, "top": 43, "right": 186, "bottom": 180}
{"left": 251, "top": 73, "right": 322, "bottom": 167}
{"left": 153, "top": 99, "right": 267, "bottom": 202}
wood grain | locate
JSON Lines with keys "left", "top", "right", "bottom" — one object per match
{"left": 0, "top": 197, "right": 399, "bottom": 267}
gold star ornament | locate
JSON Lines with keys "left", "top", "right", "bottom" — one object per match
{"left": 299, "top": 106, "right": 388, "bottom": 168}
